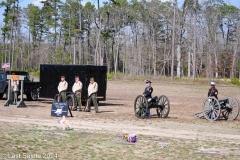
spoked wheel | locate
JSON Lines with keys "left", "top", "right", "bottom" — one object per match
{"left": 66, "top": 95, "right": 74, "bottom": 106}
{"left": 53, "top": 94, "right": 59, "bottom": 102}
{"left": 134, "top": 95, "right": 148, "bottom": 119}
{"left": 222, "top": 97, "right": 239, "bottom": 120}
{"left": 202, "top": 97, "right": 221, "bottom": 121}
{"left": 156, "top": 95, "right": 170, "bottom": 118}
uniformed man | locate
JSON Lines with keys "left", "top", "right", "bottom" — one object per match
{"left": 142, "top": 80, "right": 153, "bottom": 118}
{"left": 86, "top": 77, "right": 99, "bottom": 113}
{"left": 72, "top": 76, "right": 83, "bottom": 111}
{"left": 143, "top": 80, "right": 153, "bottom": 102}
{"left": 208, "top": 82, "right": 218, "bottom": 99}
{"left": 58, "top": 76, "right": 68, "bottom": 102}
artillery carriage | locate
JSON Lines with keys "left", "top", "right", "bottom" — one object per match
{"left": 195, "top": 96, "right": 239, "bottom": 121}
{"left": 134, "top": 95, "right": 170, "bottom": 119}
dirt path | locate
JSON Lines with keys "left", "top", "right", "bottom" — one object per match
{"left": 0, "top": 80, "right": 240, "bottom": 142}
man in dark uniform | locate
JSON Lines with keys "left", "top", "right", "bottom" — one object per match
{"left": 143, "top": 80, "right": 153, "bottom": 102}
{"left": 143, "top": 80, "right": 153, "bottom": 118}
{"left": 208, "top": 82, "right": 218, "bottom": 99}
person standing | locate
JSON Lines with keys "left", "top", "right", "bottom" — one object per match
{"left": 58, "top": 76, "right": 68, "bottom": 102}
{"left": 143, "top": 80, "right": 153, "bottom": 102}
{"left": 86, "top": 77, "right": 99, "bottom": 113}
{"left": 11, "top": 79, "right": 19, "bottom": 105}
{"left": 72, "top": 76, "right": 83, "bottom": 111}
{"left": 208, "top": 82, "right": 218, "bottom": 99}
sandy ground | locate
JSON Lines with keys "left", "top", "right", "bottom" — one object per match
{"left": 0, "top": 80, "right": 240, "bottom": 143}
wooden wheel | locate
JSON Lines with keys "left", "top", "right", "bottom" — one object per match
{"left": 202, "top": 97, "right": 221, "bottom": 121}
{"left": 66, "top": 94, "right": 74, "bottom": 106}
{"left": 53, "top": 94, "right": 59, "bottom": 102}
{"left": 156, "top": 95, "right": 170, "bottom": 118}
{"left": 134, "top": 95, "right": 148, "bottom": 119}
{"left": 222, "top": 97, "right": 239, "bottom": 120}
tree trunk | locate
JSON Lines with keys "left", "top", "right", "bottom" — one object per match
{"left": 231, "top": 42, "right": 238, "bottom": 78}
{"left": 87, "top": 26, "right": 90, "bottom": 65}
{"left": 214, "top": 49, "right": 218, "bottom": 78}
{"left": 78, "top": 0, "right": 82, "bottom": 64}
{"left": 114, "top": 34, "right": 120, "bottom": 73}
{"left": 171, "top": 0, "right": 177, "bottom": 79}
{"left": 28, "top": 28, "right": 30, "bottom": 67}
{"left": 214, "top": 33, "right": 218, "bottom": 78}
{"left": 188, "top": 51, "right": 191, "bottom": 77}
{"left": 73, "top": 37, "right": 76, "bottom": 64}
{"left": 3, "top": 36, "right": 6, "bottom": 63}
{"left": 95, "top": 18, "right": 102, "bottom": 65}
{"left": 9, "top": 19, "right": 14, "bottom": 70}
{"left": 176, "top": 44, "right": 181, "bottom": 77}
{"left": 192, "top": 0, "right": 197, "bottom": 79}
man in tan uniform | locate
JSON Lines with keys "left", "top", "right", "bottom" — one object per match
{"left": 86, "top": 77, "right": 99, "bottom": 113}
{"left": 72, "top": 76, "right": 83, "bottom": 111}
{"left": 58, "top": 76, "right": 68, "bottom": 102}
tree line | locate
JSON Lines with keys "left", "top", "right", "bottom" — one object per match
{"left": 0, "top": 0, "right": 239, "bottom": 79}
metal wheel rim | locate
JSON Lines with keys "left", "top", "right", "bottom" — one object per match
{"left": 224, "top": 97, "right": 239, "bottom": 120}
{"left": 134, "top": 95, "right": 148, "bottom": 119}
{"left": 202, "top": 97, "right": 220, "bottom": 121}
{"left": 156, "top": 95, "right": 170, "bottom": 118}
{"left": 66, "top": 95, "right": 73, "bottom": 106}
{"left": 53, "top": 94, "right": 59, "bottom": 102}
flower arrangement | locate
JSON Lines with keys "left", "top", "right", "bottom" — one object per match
{"left": 122, "top": 134, "right": 129, "bottom": 141}
{"left": 122, "top": 133, "right": 137, "bottom": 143}
{"left": 57, "top": 116, "right": 73, "bottom": 130}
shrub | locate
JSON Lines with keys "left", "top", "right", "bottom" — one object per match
{"left": 230, "top": 78, "right": 240, "bottom": 86}
{"left": 107, "top": 72, "right": 126, "bottom": 80}
{"left": 107, "top": 72, "right": 114, "bottom": 79}
{"left": 33, "top": 70, "right": 40, "bottom": 77}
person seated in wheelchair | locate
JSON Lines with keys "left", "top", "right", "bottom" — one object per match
{"left": 208, "top": 82, "right": 228, "bottom": 105}
{"left": 143, "top": 80, "right": 157, "bottom": 104}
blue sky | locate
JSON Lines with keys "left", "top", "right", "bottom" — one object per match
{"left": 0, "top": 0, "right": 239, "bottom": 26}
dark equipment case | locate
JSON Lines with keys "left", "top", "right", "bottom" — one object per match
{"left": 39, "top": 64, "right": 107, "bottom": 103}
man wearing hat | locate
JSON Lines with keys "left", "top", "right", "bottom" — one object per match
{"left": 72, "top": 76, "right": 83, "bottom": 111}
{"left": 208, "top": 82, "right": 218, "bottom": 99}
{"left": 86, "top": 77, "right": 99, "bottom": 113}
{"left": 143, "top": 80, "right": 153, "bottom": 118}
{"left": 58, "top": 76, "right": 68, "bottom": 102}
{"left": 143, "top": 80, "right": 153, "bottom": 102}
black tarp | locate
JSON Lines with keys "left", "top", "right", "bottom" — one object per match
{"left": 40, "top": 64, "right": 107, "bottom": 101}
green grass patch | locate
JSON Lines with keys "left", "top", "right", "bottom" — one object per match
{"left": 0, "top": 124, "right": 239, "bottom": 159}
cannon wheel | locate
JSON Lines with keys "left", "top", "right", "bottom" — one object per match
{"left": 134, "top": 95, "right": 148, "bottom": 119}
{"left": 156, "top": 95, "right": 170, "bottom": 118}
{"left": 202, "top": 97, "right": 221, "bottom": 121}
{"left": 53, "top": 94, "right": 59, "bottom": 102}
{"left": 66, "top": 94, "right": 74, "bottom": 107}
{"left": 222, "top": 97, "right": 239, "bottom": 120}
